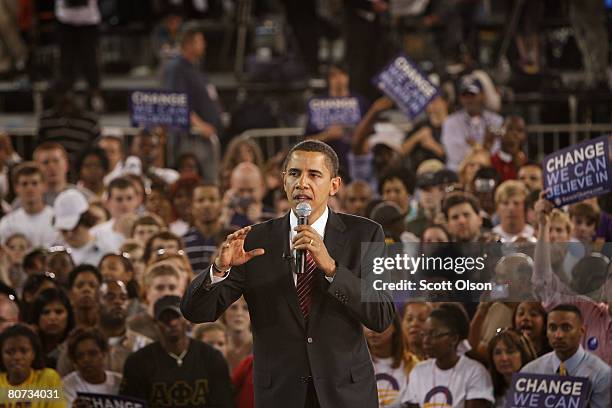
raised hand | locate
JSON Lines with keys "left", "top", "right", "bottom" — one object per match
{"left": 214, "top": 226, "right": 265, "bottom": 276}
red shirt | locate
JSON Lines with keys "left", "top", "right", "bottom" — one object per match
{"left": 491, "top": 151, "right": 520, "bottom": 181}
{"left": 232, "top": 354, "right": 254, "bottom": 408}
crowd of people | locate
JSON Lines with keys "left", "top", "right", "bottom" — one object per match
{"left": 0, "top": 1, "right": 610, "bottom": 408}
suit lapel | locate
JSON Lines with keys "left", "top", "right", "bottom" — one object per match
{"left": 277, "top": 213, "right": 306, "bottom": 329}
{"left": 309, "top": 209, "right": 347, "bottom": 325}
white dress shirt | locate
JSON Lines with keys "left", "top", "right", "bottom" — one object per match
{"left": 210, "top": 206, "right": 334, "bottom": 285}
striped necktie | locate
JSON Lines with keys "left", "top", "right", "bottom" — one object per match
{"left": 296, "top": 251, "right": 316, "bottom": 320}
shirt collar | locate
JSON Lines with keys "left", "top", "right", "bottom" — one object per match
{"left": 497, "top": 150, "right": 513, "bottom": 163}
{"left": 289, "top": 206, "right": 329, "bottom": 239}
{"left": 553, "top": 345, "right": 586, "bottom": 374}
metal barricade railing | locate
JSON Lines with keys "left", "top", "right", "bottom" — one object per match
{"left": 5, "top": 123, "right": 612, "bottom": 164}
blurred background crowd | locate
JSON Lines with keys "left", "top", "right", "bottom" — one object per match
{"left": 0, "top": 0, "right": 611, "bottom": 407}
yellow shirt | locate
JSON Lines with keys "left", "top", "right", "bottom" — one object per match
{"left": 0, "top": 368, "right": 66, "bottom": 408}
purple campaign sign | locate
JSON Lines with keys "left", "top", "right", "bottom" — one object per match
{"left": 306, "top": 96, "right": 363, "bottom": 132}
{"left": 543, "top": 136, "right": 612, "bottom": 206}
{"left": 129, "top": 90, "right": 190, "bottom": 131}
{"left": 372, "top": 53, "right": 438, "bottom": 119}
{"left": 505, "top": 373, "right": 590, "bottom": 408}
{"left": 78, "top": 392, "right": 148, "bottom": 408}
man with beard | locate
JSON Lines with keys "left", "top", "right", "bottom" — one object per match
{"left": 534, "top": 193, "right": 612, "bottom": 366}
{"left": 57, "top": 280, "right": 151, "bottom": 375}
{"left": 182, "top": 183, "right": 224, "bottom": 273}
{"left": 121, "top": 295, "right": 233, "bottom": 408}
{"left": 442, "top": 192, "right": 483, "bottom": 243}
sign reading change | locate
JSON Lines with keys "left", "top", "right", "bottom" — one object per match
{"left": 372, "top": 53, "right": 438, "bottom": 119}
{"left": 505, "top": 373, "right": 590, "bottom": 408}
{"left": 306, "top": 97, "right": 363, "bottom": 132}
{"left": 543, "top": 136, "right": 612, "bottom": 206}
{"left": 77, "top": 392, "right": 148, "bottom": 408}
{"left": 129, "top": 90, "right": 190, "bottom": 131}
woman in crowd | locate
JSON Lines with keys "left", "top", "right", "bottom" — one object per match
{"left": 220, "top": 137, "right": 264, "bottom": 191}
{"left": 28, "top": 288, "right": 75, "bottom": 369}
{"left": 458, "top": 147, "right": 491, "bottom": 192}
{"left": 194, "top": 322, "right": 229, "bottom": 358}
{"left": 0, "top": 324, "right": 64, "bottom": 408}
{"left": 168, "top": 174, "right": 200, "bottom": 237}
{"left": 1, "top": 233, "right": 30, "bottom": 294}
{"left": 176, "top": 152, "right": 203, "bottom": 178}
{"left": 62, "top": 327, "right": 122, "bottom": 406}
{"left": 222, "top": 296, "right": 253, "bottom": 372}
{"left": 365, "top": 313, "right": 418, "bottom": 407}
{"left": 46, "top": 247, "right": 75, "bottom": 289}
{"left": 405, "top": 303, "right": 495, "bottom": 408}
{"left": 20, "top": 273, "right": 56, "bottom": 322}
{"left": 421, "top": 224, "right": 450, "bottom": 243}
{"left": 75, "top": 147, "right": 110, "bottom": 199}
{"left": 68, "top": 265, "right": 102, "bottom": 328}
{"left": 401, "top": 302, "right": 431, "bottom": 361}
{"left": 487, "top": 328, "right": 537, "bottom": 408}
{"left": 99, "top": 253, "right": 143, "bottom": 317}
{"left": 512, "top": 301, "right": 551, "bottom": 357}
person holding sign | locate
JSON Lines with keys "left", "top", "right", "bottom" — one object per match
{"left": 305, "top": 63, "right": 369, "bottom": 174}
{"left": 520, "top": 304, "right": 611, "bottom": 408}
{"left": 533, "top": 192, "right": 612, "bottom": 366}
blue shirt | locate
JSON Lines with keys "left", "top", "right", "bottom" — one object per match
{"left": 183, "top": 226, "right": 219, "bottom": 274}
{"left": 520, "top": 346, "right": 611, "bottom": 408}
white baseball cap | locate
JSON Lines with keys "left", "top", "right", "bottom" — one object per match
{"left": 53, "top": 189, "right": 89, "bottom": 231}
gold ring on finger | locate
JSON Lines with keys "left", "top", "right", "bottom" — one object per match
{"left": 309, "top": 239, "right": 314, "bottom": 245}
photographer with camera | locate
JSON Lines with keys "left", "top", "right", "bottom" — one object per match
{"left": 223, "top": 162, "right": 275, "bottom": 229}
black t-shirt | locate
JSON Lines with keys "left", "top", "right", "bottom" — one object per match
{"left": 120, "top": 340, "right": 233, "bottom": 408}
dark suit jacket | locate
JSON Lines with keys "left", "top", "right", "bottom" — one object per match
{"left": 181, "top": 210, "right": 395, "bottom": 408}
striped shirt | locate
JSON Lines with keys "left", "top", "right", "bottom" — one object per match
{"left": 182, "top": 226, "right": 218, "bottom": 274}
{"left": 38, "top": 109, "right": 100, "bottom": 161}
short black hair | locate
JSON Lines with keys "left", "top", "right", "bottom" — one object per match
{"left": 67, "top": 327, "right": 109, "bottom": 362}
{"left": 549, "top": 304, "right": 583, "bottom": 322}
{"left": 0, "top": 324, "right": 45, "bottom": 371}
{"left": 75, "top": 146, "right": 110, "bottom": 174}
{"left": 68, "top": 264, "right": 103, "bottom": 289}
{"left": 378, "top": 168, "right": 416, "bottom": 196}
{"left": 442, "top": 192, "right": 481, "bottom": 217}
{"left": 143, "top": 231, "right": 184, "bottom": 264}
{"left": 428, "top": 303, "right": 470, "bottom": 348}
{"left": 28, "top": 288, "right": 75, "bottom": 343}
{"left": 282, "top": 140, "right": 340, "bottom": 178}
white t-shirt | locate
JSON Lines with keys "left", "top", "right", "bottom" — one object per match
{"left": 0, "top": 206, "right": 59, "bottom": 246}
{"left": 64, "top": 236, "right": 114, "bottom": 266}
{"left": 492, "top": 224, "right": 535, "bottom": 243}
{"left": 62, "top": 370, "right": 122, "bottom": 405}
{"left": 373, "top": 357, "right": 410, "bottom": 408}
{"left": 90, "top": 219, "right": 125, "bottom": 253}
{"left": 406, "top": 356, "right": 494, "bottom": 408}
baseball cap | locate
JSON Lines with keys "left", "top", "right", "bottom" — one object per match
{"left": 370, "top": 202, "right": 404, "bottom": 227}
{"left": 417, "top": 169, "right": 459, "bottom": 189}
{"left": 416, "top": 159, "right": 445, "bottom": 176}
{"left": 154, "top": 295, "right": 182, "bottom": 320}
{"left": 459, "top": 75, "right": 483, "bottom": 95}
{"left": 369, "top": 123, "right": 404, "bottom": 153}
{"left": 53, "top": 189, "right": 89, "bottom": 231}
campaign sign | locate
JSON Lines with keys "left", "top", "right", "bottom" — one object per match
{"left": 372, "top": 53, "right": 439, "bottom": 119}
{"left": 505, "top": 373, "right": 590, "bottom": 408}
{"left": 129, "top": 90, "right": 190, "bottom": 130}
{"left": 306, "top": 97, "right": 362, "bottom": 132}
{"left": 77, "top": 392, "right": 148, "bottom": 408}
{"left": 543, "top": 136, "right": 612, "bottom": 206}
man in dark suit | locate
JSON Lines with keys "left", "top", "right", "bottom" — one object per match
{"left": 181, "top": 140, "right": 395, "bottom": 408}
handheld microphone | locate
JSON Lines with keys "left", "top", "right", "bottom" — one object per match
{"left": 295, "top": 202, "right": 312, "bottom": 274}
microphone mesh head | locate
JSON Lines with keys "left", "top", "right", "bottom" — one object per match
{"left": 295, "top": 202, "right": 312, "bottom": 218}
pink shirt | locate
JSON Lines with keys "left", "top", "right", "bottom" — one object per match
{"left": 534, "top": 242, "right": 612, "bottom": 365}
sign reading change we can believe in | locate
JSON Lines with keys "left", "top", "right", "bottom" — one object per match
{"left": 505, "top": 373, "right": 590, "bottom": 408}
{"left": 543, "top": 135, "right": 612, "bottom": 206}
{"left": 130, "top": 90, "right": 190, "bottom": 131}
{"left": 372, "top": 53, "right": 439, "bottom": 119}
{"left": 306, "top": 97, "right": 363, "bottom": 133}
